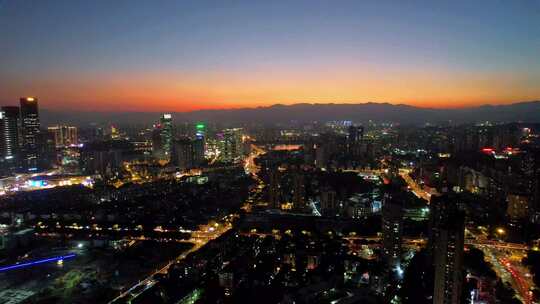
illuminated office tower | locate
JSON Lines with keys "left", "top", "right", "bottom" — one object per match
{"left": 110, "top": 125, "right": 120, "bottom": 139}
{"left": 160, "top": 114, "right": 173, "bottom": 160}
{"left": 20, "top": 97, "right": 40, "bottom": 171}
{"left": 222, "top": 128, "right": 243, "bottom": 163}
{"left": 381, "top": 193, "right": 403, "bottom": 269}
{"left": 66, "top": 126, "right": 78, "bottom": 146}
{"left": 0, "top": 106, "right": 21, "bottom": 169}
{"left": 47, "top": 125, "right": 78, "bottom": 148}
{"left": 195, "top": 122, "right": 206, "bottom": 137}
{"left": 193, "top": 123, "right": 206, "bottom": 166}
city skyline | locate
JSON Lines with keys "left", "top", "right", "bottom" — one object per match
{"left": 2, "top": 2, "right": 540, "bottom": 304}
{"left": 1, "top": 0, "right": 540, "bottom": 112}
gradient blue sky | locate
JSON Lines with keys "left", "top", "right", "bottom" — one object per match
{"left": 1, "top": 0, "right": 539, "bottom": 111}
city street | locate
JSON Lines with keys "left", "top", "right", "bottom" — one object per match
{"left": 467, "top": 229, "right": 534, "bottom": 304}
{"left": 399, "top": 168, "right": 433, "bottom": 203}
{"left": 108, "top": 218, "right": 234, "bottom": 303}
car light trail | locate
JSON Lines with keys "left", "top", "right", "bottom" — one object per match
{"left": 0, "top": 254, "right": 76, "bottom": 272}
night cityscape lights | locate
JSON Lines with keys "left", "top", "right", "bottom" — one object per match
{"left": 1, "top": 1, "right": 540, "bottom": 304}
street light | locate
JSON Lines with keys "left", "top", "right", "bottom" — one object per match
{"left": 496, "top": 228, "right": 506, "bottom": 235}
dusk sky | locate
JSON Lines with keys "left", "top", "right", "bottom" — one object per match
{"left": 1, "top": 0, "right": 539, "bottom": 112}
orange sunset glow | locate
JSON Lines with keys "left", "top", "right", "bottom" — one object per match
{"left": 3, "top": 67, "right": 539, "bottom": 112}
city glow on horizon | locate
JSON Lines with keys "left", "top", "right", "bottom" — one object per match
{"left": 8, "top": 68, "right": 539, "bottom": 112}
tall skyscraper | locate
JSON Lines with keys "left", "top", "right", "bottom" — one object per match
{"left": 47, "top": 125, "right": 78, "bottom": 148}
{"left": 195, "top": 122, "right": 206, "bottom": 137}
{"left": 432, "top": 214, "right": 465, "bottom": 304}
{"left": 428, "top": 194, "right": 459, "bottom": 253}
{"left": 151, "top": 124, "right": 164, "bottom": 160}
{"left": 160, "top": 114, "right": 173, "bottom": 160}
{"left": 381, "top": 193, "right": 403, "bottom": 269}
{"left": 430, "top": 194, "right": 465, "bottom": 304}
{"left": 192, "top": 135, "right": 205, "bottom": 166}
{"left": 347, "top": 125, "right": 364, "bottom": 157}
{"left": 222, "top": 128, "right": 243, "bottom": 163}
{"left": 20, "top": 97, "right": 40, "bottom": 170}
{"left": 0, "top": 106, "right": 21, "bottom": 170}
{"left": 268, "top": 167, "right": 281, "bottom": 209}
{"left": 193, "top": 122, "right": 206, "bottom": 166}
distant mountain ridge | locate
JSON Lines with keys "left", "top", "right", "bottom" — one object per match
{"left": 39, "top": 101, "right": 540, "bottom": 126}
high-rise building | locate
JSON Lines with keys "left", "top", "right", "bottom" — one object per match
{"left": 320, "top": 188, "right": 338, "bottom": 216}
{"left": 347, "top": 125, "right": 364, "bottom": 157}
{"left": 430, "top": 194, "right": 465, "bottom": 304}
{"left": 268, "top": 167, "right": 281, "bottom": 209}
{"left": 347, "top": 125, "right": 364, "bottom": 144}
{"left": 432, "top": 215, "right": 464, "bottom": 303}
{"left": 381, "top": 193, "right": 403, "bottom": 269}
{"left": 292, "top": 169, "right": 306, "bottom": 209}
{"left": 0, "top": 106, "right": 21, "bottom": 169}
{"left": 160, "top": 114, "right": 173, "bottom": 160}
{"left": 39, "top": 130, "right": 57, "bottom": 170}
{"left": 195, "top": 122, "right": 206, "bottom": 137}
{"left": 192, "top": 135, "right": 205, "bottom": 166}
{"left": 506, "top": 194, "right": 529, "bottom": 222}
{"left": 428, "top": 194, "right": 458, "bottom": 253}
{"left": 314, "top": 143, "right": 328, "bottom": 168}
{"left": 19, "top": 97, "right": 40, "bottom": 170}
{"left": 47, "top": 125, "right": 78, "bottom": 148}
{"left": 222, "top": 128, "right": 243, "bottom": 163}
{"left": 193, "top": 122, "right": 206, "bottom": 166}
{"left": 151, "top": 124, "right": 164, "bottom": 160}
{"left": 110, "top": 125, "right": 120, "bottom": 139}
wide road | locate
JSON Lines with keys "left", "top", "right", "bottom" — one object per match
{"left": 244, "top": 143, "right": 265, "bottom": 177}
{"left": 399, "top": 168, "right": 434, "bottom": 203}
{"left": 479, "top": 245, "right": 534, "bottom": 304}
{"left": 467, "top": 229, "right": 534, "bottom": 304}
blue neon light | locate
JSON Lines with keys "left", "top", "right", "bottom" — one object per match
{"left": 0, "top": 254, "right": 76, "bottom": 272}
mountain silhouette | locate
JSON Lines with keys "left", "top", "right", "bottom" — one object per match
{"left": 39, "top": 101, "right": 540, "bottom": 126}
